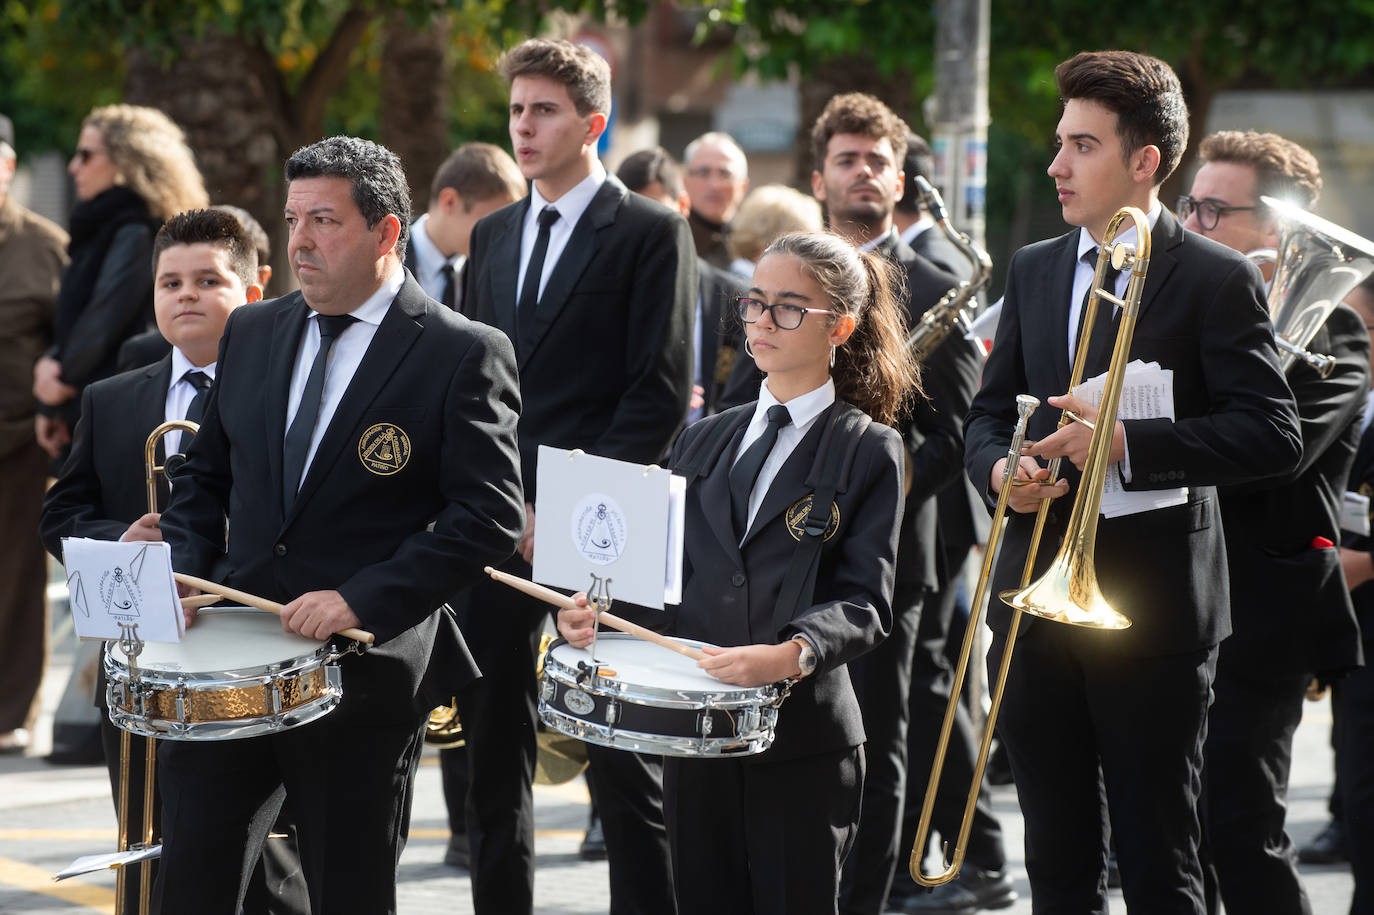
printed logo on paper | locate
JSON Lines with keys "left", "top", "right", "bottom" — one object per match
{"left": 572, "top": 494, "right": 627, "bottom": 565}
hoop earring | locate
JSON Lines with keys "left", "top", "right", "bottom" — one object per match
{"left": 829, "top": 345, "right": 836, "bottom": 368}
{"left": 745, "top": 338, "right": 757, "bottom": 359}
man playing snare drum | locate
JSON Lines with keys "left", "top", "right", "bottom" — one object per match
{"left": 156, "top": 137, "right": 524, "bottom": 914}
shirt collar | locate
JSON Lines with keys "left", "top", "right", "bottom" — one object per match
{"left": 754, "top": 376, "right": 836, "bottom": 430}
{"left": 529, "top": 160, "right": 607, "bottom": 229}
{"left": 859, "top": 227, "right": 898, "bottom": 254}
{"left": 169, "top": 346, "right": 216, "bottom": 390}
{"left": 409, "top": 213, "right": 455, "bottom": 281}
{"left": 1076, "top": 199, "right": 1163, "bottom": 261}
{"left": 901, "top": 215, "right": 936, "bottom": 246}
{"left": 310, "top": 265, "right": 403, "bottom": 327}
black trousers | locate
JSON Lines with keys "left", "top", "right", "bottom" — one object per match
{"left": 100, "top": 697, "right": 309, "bottom": 914}
{"left": 583, "top": 746, "right": 676, "bottom": 915}
{"left": 1200, "top": 654, "right": 1312, "bottom": 915}
{"left": 839, "top": 578, "right": 921, "bottom": 915}
{"left": 665, "top": 744, "right": 864, "bottom": 915}
{"left": 991, "top": 623, "right": 1215, "bottom": 915}
{"left": 153, "top": 705, "right": 425, "bottom": 915}
{"left": 899, "top": 577, "right": 1006, "bottom": 880}
{"left": 1336, "top": 628, "right": 1374, "bottom": 915}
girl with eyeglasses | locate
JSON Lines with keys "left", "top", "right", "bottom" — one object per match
{"left": 559, "top": 231, "right": 919, "bottom": 914}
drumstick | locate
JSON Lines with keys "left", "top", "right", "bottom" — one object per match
{"left": 483, "top": 566, "right": 705, "bottom": 662}
{"left": 172, "top": 572, "right": 375, "bottom": 644}
{"left": 179, "top": 593, "right": 224, "bottom": 610}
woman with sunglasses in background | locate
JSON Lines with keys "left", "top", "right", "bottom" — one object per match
{"left": 32, "top": 104, "right": 207, "bottom": 463}
{"left": 559, "top": 231, "right": 918, "bottom": 914}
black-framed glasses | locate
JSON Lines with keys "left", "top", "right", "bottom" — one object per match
{"left": 736, "top": 296, "right": 834, "bottom": 330}
{"left": 1176, "top": 195, "right": 1261, "bottom": 231}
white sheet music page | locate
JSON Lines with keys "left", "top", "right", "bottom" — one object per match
{"left": 59, "top": 538, "right": 183, "bottom": 642}
{"left": 534, "top": 446, "right": 685, "bottom": 608}
{"left": 1071, "top": 360, "right": 1189, "bottom": 518}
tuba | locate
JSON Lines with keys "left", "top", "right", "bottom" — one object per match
{"left": 1255, "top": 196, "right": 1374, "bottom": 377}
{"left": 905, "top": 176, "right": 993, "bottom": 363}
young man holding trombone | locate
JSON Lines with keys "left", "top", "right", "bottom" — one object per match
{"left": 961, "top": 51, "right": 1302, "bottom": 913}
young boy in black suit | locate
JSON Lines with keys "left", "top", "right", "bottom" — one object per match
{"left": 38, "top": 209, "right": 311, "bottom": 914}
{"left": 963, "top": 51, "right": 1302, "bottom": 913}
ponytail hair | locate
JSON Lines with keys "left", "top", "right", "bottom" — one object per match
{"left": 760, "top": 232, "right": 921, "bottom": 426}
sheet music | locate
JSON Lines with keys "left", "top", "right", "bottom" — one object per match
{"left": 1071, "top": 360, "right": 1188, "bottom": 518}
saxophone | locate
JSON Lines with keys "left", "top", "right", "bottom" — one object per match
{"left": 905, "top": 176, "right": 992, "bottom": 362}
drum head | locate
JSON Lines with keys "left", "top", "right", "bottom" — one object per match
{"left": 548, "top": 633, "right": 727, "bottom": 694}
{"left": 106, "top": 606, "right": 324, "bottom": 677}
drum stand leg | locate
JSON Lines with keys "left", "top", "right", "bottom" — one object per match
{"left": 113, "top": 622, "right": 156, "bottom": 915}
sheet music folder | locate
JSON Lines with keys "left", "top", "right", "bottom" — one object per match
{"left": 533, "top": 446, "right": 685, "bottom": 608}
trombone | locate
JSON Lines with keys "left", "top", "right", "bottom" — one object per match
{"left": 909, "top": 207, "right": 1148, "bottom": 886}
{"left": 114, "top": 419, "right": 198, "bottom": 914}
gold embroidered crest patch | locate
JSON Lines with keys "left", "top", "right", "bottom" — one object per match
{"left": 358, "top": 423, "right": 411, "bottom": 476}
{"left": 784, "top": 495, "right": 840, "bottom": 542}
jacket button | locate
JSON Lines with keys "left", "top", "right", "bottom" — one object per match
{"left": 274, "top": 542, "right": 287, "bottom": 557}
{"left": 731, "top": 572, "right": 746, "bottom": 587}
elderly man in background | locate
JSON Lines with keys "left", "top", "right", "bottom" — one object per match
{"left": 682, "top": 131, "right": 749, "bottom": 270}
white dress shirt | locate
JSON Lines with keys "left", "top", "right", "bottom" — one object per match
{"left": 409, "top": 213, "right": 464, "bottom": 305}
{"left": 515, "top": 161, "right": 608, "bottom": 306}
{"left": 284, "top": 267, "right": 402, "bottom": 490}
{"left": 1065, "top": 200, "right": 1161, "bottom": 483}
{"left": 899, "top": 215, "right": 936, "bottom": 248}
{"left": 733, "top": 377, "right": 836, "bottom": 535}
{"left": 164, "top": 347, "right": 216, "bottom": 458}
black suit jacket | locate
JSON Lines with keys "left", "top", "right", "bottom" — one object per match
{"left": 1343, "top": 415, "right": 1374, "bottom": 644}
{"left": 1219, "top": 303, "right": 1368, "bottom": 677}
{"left": 666, "top": 402, "right": 905, "bottom": 762}
{"left": 40, "top": 354, "right": 173, "bottom": 557}
{"left": 462, "top": 172, "right": 696, "bottom": 495}
{"left": 909, "top": 225, "right": 974, "bottom": 283}
{"left": 160, "top": 274, "right": 524, "bottom": 719}
{"left": 697, "top": 258, "right": 746, "bottom": 416}
{"left": 965, "top": 209, "right": 1303, "bottom": 656}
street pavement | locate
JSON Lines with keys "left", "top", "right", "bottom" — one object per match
{"left": 1, "top": 601, "right": 1358, "bottom": 914}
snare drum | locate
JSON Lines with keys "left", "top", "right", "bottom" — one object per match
{"left": 104, "top": 606, "right": 344, "bottom": 741}
{"left": 539, "top": 633, "right": 782, "bottom": 757}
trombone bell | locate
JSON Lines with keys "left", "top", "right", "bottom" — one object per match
{"left": 999, "top": 551, "right": 1132, "bottom": 630}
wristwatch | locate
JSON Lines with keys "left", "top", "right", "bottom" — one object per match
{"left": 792, "top": 636, "right": 817, "bottom": 678}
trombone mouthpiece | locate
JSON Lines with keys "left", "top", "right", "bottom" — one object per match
{"left": 1015, "top": 394, "right": 1040, "bottom": 415}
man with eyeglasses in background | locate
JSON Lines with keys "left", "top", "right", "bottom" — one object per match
{"left": 1181, "top": 129, "right": 1369, "bottom": 915}
{"left": 682, "top": 131, "right": 750, "bottom": 270}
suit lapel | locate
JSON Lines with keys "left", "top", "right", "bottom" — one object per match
{"left": 741, "top": 407, "right": 831, "bottom": 547}
{"left": 265, "top": 297, "right": 309, "bottom": 524}
{"left": 522, "top": 176, "right": 626, "bottom": 362}
{"left": 287, "top": 277, "right": 425, "bottom": 522}
{"left": 700, "top": 418, "right": 749, "bottom": 563}
{"left": 1043, "top": 232, "right": 1077, "bottom": 391}
{"left": 1134, "top": 208, "right": 1182, "bottom": 327}
{"left": 489, "top": 200, "right": 527, "bottom": 344}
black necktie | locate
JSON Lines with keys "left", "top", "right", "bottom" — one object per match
{"left": 1076, "top": 247, "right": 1123, "bottom": 376}
{"left": 730, "top": 404, "right": 792, "bottom": 537}
{"left": 517, "top": 206, "right": 561, "bottom": 351}
{"left": 183, "top": 370, "right": 212, "bottom": 425}
{"left": 282, "top": 314, "right": 356, "bottom": 512}
{"left": 440, "top": 262, "right": 457, "bottom": 310}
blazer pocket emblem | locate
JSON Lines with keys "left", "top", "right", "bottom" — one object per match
{"left": 358, "top": 423, "right": 411, "bottom": 476}
{"left": 785, "top": 495, "right": 840, "bottom": 542}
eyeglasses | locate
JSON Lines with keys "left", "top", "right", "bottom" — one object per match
{"left": 1176, "top": 195, "right": 1261, "bottom": 231}
{"left": 72, "top": 147, "right": 101, "bottom": 165}
{"left": 736, "top": 296, "right": 834, "bottom": 330}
